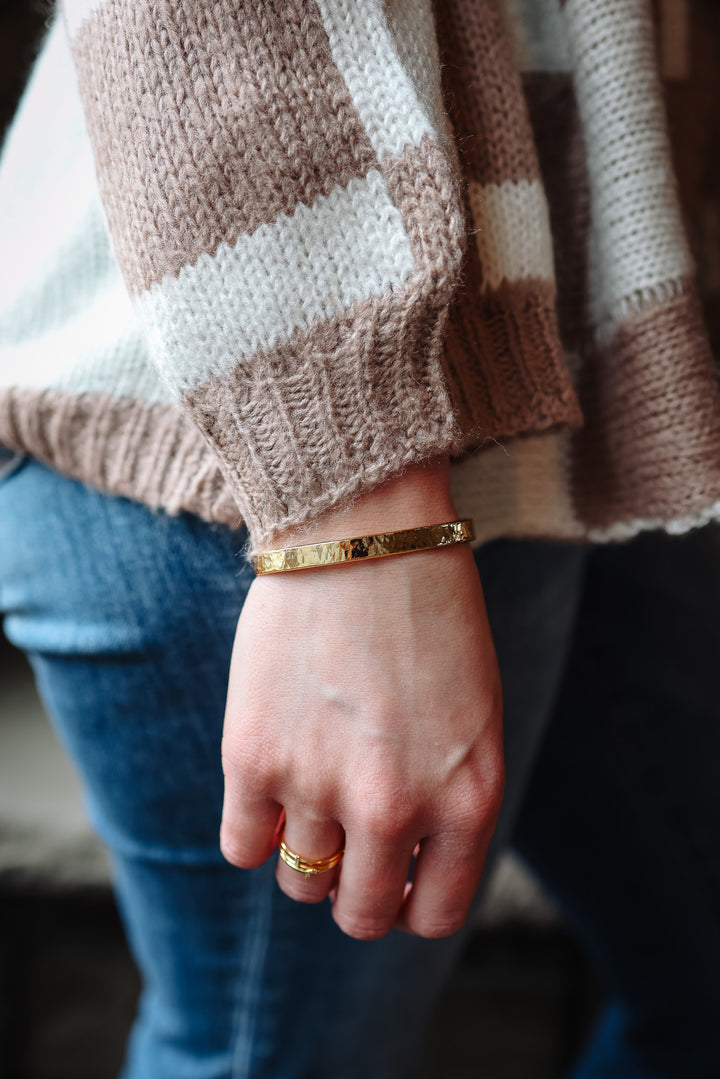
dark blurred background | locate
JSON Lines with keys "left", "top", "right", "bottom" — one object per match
{"left": 0, "top": 2, "right": 607, "bottom": 1076}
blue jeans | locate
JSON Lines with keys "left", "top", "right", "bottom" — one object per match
{"left": 0, "top": 455, "right": 718, "bottom": 1077}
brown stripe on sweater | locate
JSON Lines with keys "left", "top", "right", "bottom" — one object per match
{"left": 383, "top": 136, "right": 467, "bottom": 307}
{"left": 71, "top": 0, "right": 378, "bottom": 294}
{"left": 433, "top": 0, "right": 542, "bottom": 186}
{"left": 571, "top": 285, "right": 720, "bottom": 530}
{"left": 443, "top": 273, "right": 583, "bottom": 441}
{"left": 0, "top": 388, "right": 243, "bottom": 527}
{"left": 522, "top": 72, "right": 593, "bottom": 359}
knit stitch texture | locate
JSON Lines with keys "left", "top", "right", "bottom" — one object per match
{"left": 1, "top": 0, "right": 720, "bottom": 550}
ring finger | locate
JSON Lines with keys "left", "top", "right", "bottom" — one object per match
{"left": 276, "top": 811, "right": 345, "bottom": 904}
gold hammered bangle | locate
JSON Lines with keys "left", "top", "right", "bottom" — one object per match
{"left": 251, "top": 519, "right": 474, "bottom": 575}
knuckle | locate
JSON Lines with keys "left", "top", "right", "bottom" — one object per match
{"left": 479, "top": 777, "right": 504, "bottom": 821}
{"left": 219, "top": 831, "right": 249, "bottom": 867}
{"left": 360, "top": 812, "right": 403, "bottom": 842}
{"left": 483, "top": 755, "right": 506, "bottom": 812}
{"left": 352, "top": 789, "right": 417, "bottom": 840}
{"left": 452, "top": 785, "right": 498, "bottom": 832}
{"left": 222, "top": 737, "right": 276, "bottom": 789}
{"left": 287, "top": 781, "right": 335, "bottom": 819}
{"left": 277, "top": 877, "right": 328, "bottom": 905}
{"left": 462, "top": 758, "right": 505, "bottom": 824}
{"left": 411, "top": 913, "right": 467, "bottom": 939}
{"left": 219, "top": 827, "right": 264, "bottom": 869}
{"left": 332, "top": 909, "right": 393, "bottom": 941}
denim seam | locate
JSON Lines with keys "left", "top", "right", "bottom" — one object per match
{"left": 229, "top": 865, "right": 275, "bottom": 1078}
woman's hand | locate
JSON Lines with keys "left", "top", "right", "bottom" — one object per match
{"left": 219, "top": 461, "right": 504, "bottom": 940}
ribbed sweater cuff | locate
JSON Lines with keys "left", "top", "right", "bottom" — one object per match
{"left": 186, "top": 299, "right": 462, "bottom": 550}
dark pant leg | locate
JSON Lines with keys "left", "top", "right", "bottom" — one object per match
{"left": 514, "top": 526, "right": 720, "bottom": 1078}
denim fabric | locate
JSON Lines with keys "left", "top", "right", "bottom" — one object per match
{"left": 514, "top": 526, "right": 720, "bottom": 1078}
{"left": 0, "top": 457, "right": 588, "bottom": 1078}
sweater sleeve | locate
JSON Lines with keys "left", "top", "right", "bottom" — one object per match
{"left": 60, "top": 0, "right": 467, "bottom": 548}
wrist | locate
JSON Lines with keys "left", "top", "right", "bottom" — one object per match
{"left": 266, "top": 458, "right": 457, "bottom": 550}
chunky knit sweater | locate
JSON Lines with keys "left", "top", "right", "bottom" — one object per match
{"left": 1, "top": 0, "right": 720, "bottom": 551}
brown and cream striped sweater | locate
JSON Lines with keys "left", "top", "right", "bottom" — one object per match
{"left": 1, "top": 0, "right": 719, "bottom": 552}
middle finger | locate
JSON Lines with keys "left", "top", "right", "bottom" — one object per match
{"left": 331, "top": 829, "right": 415, "bottom": 940}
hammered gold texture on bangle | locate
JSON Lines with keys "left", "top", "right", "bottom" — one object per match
{"left": 278, "top": 828, "right": 344, "bottom": 880}
{"left": 252, "top": 519, "right": 474, "bottom": 575}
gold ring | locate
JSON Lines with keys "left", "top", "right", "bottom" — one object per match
{"left": 278, "top": 826, "right": 344, "bottom": 880}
